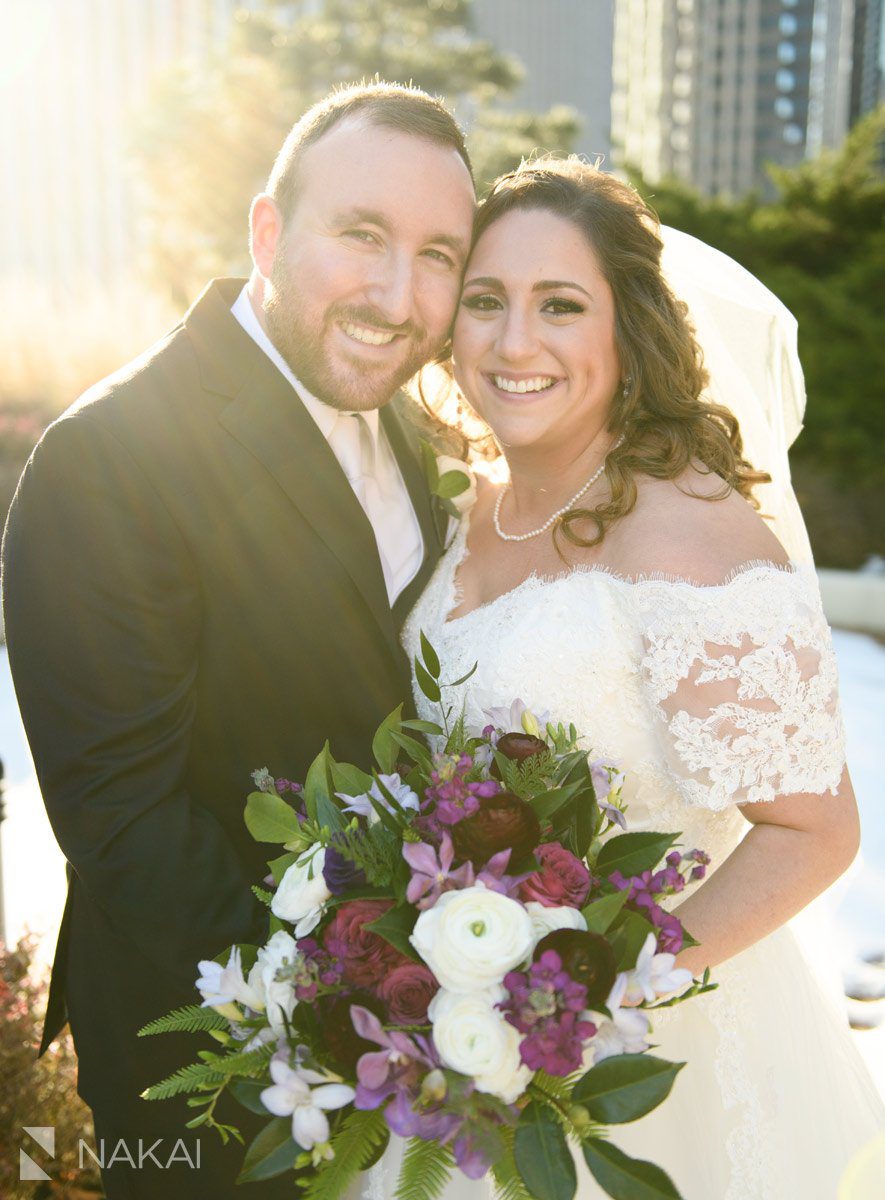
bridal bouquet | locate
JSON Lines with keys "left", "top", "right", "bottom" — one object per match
{"left": 140, "top": 636, "right": 714, "bottom": 1200}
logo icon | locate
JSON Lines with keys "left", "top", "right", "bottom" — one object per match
{"left": 20, "top": 1126, "right": 55, "bottom": 1181}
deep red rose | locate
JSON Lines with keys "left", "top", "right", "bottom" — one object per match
{"left": 451, "top": 791, "right": 541, "bottom": 864}
{"left": 534, "top": 929, "right": 617, "bottom": 1009}
{"left": 491, "top": 733, "right": 549, "bottom": 779}
{"left": 320, "top": 991, "right": 386, "bottom": 1071}
{"left": 323, "top": 899, "right": 405, "bottom": 989}
{"left": 376, "top": 962, "right": 439, "bottom": 1025}
{"left": 519, "top": 841, "right": 592, "bottom": 909}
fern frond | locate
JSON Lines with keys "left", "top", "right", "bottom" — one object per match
{"left": 491, "top": 1126, "right": 533, "bottom": 1200}
{"left": 300, "top": 1109, "right": 389, "bottom": 1200}
{"left": 252, "top": 884, "right": 273, "bottom": 905}
{"left": 142, "top": 1061, "right": 228, "bottom": 1100}
{"left": 206, "top": 1045, "right": 275, "bottom": 1079}
{"left": 393, "top": 1138, "right": 455, "bottom": 1200}
{"left": 329, "top": 823, "right": 399, "bottom": 887}
{"left": 142, "top": 1044, "right": 273, "bottom": 1101}
{"left": 138, "top": 1005, "right": 228, "bottom": 1037}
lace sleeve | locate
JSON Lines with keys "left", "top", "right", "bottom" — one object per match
{"left": 636, "top": 566, "right": 846, "bottom": 811}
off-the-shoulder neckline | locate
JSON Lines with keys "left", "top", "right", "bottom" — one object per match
{"left": 442, "top": 514, "right": 812, "bottom": 627}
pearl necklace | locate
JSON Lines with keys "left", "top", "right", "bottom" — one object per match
{"left": 493, "top": 436, "right": 624, "bottom": 543}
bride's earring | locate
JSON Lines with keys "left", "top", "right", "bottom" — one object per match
{"left": 622, "top": 377, "right": 632, "bottom": 398}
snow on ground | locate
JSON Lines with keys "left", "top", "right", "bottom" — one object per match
{"left": 1, "top": 631, "right": 884, "bottom": 1099}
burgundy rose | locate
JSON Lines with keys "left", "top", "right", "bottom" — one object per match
{"left": 323, "top": 899, "right": 405, "bottom": 989}
{"left": 519, "top": 841, "right": 592, "bottom": 909}
{"left": 376, "top": 962, "right": 439, "bottom": 1025}
{"left": 533, "top": 929, "right": 617, "bottom": 1009}
{"left": 451, "top": 791, "right": 542, "bottom": 865}
{"left": 320, "top": 991, "right": 386, "bottom": 1072}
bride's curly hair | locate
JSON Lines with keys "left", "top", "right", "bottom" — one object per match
{"left": 426, "top": 155, "right": 769, "bottom": 549}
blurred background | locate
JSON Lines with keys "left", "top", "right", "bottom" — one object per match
{"left": 0, "top": 1, "right": 883, "bottom": 1194}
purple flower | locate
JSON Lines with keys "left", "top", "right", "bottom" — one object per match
{"left": 421, "top": 754, "right": 503, "bottom": 829}
{"left": 351, "top": 1006, "right": 436, "bottom": 1112}
{"left": 294, "top": 937, "right": 345, "bottom": 999}
{"left": 475, "top": 848, "right": 533, "bottom": 898}
{"left": 589, "top": 757, "right": 625, "bottom": 802}
{"left": 322, "top": 835, "right": 368, "bottom": 895}
{"left": 403, "top": 833, "right": 475, "bottom": 910}
{"left": 498, "top": 951, "right": 596, "bottom": 1076}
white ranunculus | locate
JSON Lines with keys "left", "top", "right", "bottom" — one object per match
{"left": 248, "top": 930, "right": 299, "bottom": 1032}
{"left": 525, "top": 901, "right": 587, "bottom": 951}
{"left": 431, "top": 991, "right": 532, "bottom": 1103}
{"left": 410, "top": 882, "right": 534, "bottom": 993}
{"left": 271, "top": 848, "right": 331, "bottom": 937}
{"left": 435, "top": 455, "right": 477, "bottom": 516}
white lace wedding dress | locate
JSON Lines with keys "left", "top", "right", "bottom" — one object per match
{"left": 350, "top": 515, "right": 884, "bottom": 1200}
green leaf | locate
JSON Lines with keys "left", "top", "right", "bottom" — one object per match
{"left": 244, "top": 791, "right": 302, "bottom": 844}
{"left": 230, "top": 1077, "right": 270, "bottom": 1116}
{"left": 419, "top": 630, "right": 441, "bottom": 679}
{"left": 513, "top": 1102, "right": 576, "bottom": 1200}
{"left": 415, "top": 659, "right": 442, "bottom": 703}
{"left": 436, "top": 468, "right": 470, "bottom": 499}
{"left": 531, "top": 782, "right": 581, "bottom": 821}
{"left": 317, "top": 791, "right": 347, "bottom": 834}
{"left": 401, "top": 718, "right": 444, "bottom": 736}
{"left": 268, "top": 851, "right": 299, "bottom": 885}
{"left": 366, "top": 904, "right": 421, "bottom": 962}
{"left": 582, "top": 1138, "right": 682, "bottom": 1199}
{"left": 419, "top": 438, "right": 440, "bottom": 489}
{"left": 393, "top": 1136, "right": 455, "bottom": 1200}
{"left": 331, "top": 761, "right": 375, "bottom": 798}
{"left": 303, "top": 744, "right": 333, "bottom": 824}
{"left": 595, "top": 832, "right": 681, "bottom": 880}
{"left": 572, "top": 1054, "right": 685, "bottom": 1124}
{"left": 138, "top": 1004, "right": 228, "bottom": 1038}
{"left": 252, "top": 884, "right": 273, "bottom": 905}
{"left": 237, "top": 1116, "right": 301, "bottom": 1184}
{"left": 609, "top": 909, "right": 658, "bottom": 972}
{"left": 446, "top": 661, "right": 478, "bottom": 688}
{"left": 373, "top": 704, "right": 404, "bottom": 773}
{"left": 581, "top": 890, "right": 629, "bottom": 934}
{"left": 390, "top": 728, "right": 433, "bottom": 772}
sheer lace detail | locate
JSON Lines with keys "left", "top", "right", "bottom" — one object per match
{"left": 634, "top": 571, "right": 845, "bottom": 810}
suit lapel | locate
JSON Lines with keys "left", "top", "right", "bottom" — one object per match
{"left": 381, "top": 400, "right": 448, "bottom": 627}
{"left": 188, "top": 281, "right": 399, "bottom": 659}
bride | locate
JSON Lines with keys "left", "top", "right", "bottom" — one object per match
{"left": 359, "top": 158, "right": 884, "bottom": 1199}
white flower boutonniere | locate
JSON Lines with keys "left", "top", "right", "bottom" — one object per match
{"left": 420, "top": 439, "right": 477, "bottom": 521}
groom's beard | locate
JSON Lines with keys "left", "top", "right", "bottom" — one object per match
{"left": 264, "top": 259, "right": 441, "bottom": 412}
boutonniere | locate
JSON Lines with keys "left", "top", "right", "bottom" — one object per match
{"left": 419, "top": 440, "right": 477, "bottom": 543}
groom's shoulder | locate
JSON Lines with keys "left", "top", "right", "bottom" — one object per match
{"left": 63, "top": 315, "right": 198, "bottom": 432}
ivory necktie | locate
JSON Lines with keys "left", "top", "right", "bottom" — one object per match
{"left": 329, "top": 412, "right": 414, "bottom": 603}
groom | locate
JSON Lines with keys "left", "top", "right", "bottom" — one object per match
{"left": 2, "top": 82, "right": 474, "bottom": 1198}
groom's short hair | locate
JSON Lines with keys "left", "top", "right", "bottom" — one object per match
{"left": 266, "top": 81, "right": 474, "bottom": 223}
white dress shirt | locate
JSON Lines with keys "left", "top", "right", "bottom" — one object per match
{"left": 231, "top": 286, "right": 424, "bottom": 604}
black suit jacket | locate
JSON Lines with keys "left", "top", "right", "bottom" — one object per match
{"left": 1, "top": 279, "right": 446, "bottom": 1112}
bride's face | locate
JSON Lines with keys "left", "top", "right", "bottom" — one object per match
{"left": 452, "top": 208, "right": 622, "bottom": 453}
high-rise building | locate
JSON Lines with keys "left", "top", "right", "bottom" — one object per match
{"left": 472, "top": 0, "right": 615, "bottom": 166}
{"left": 611, "top": 0, "right": 875, "bottom": 196}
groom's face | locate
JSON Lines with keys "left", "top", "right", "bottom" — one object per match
{"left": 262, "top": 117, "right": 475, "bottom": 411}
